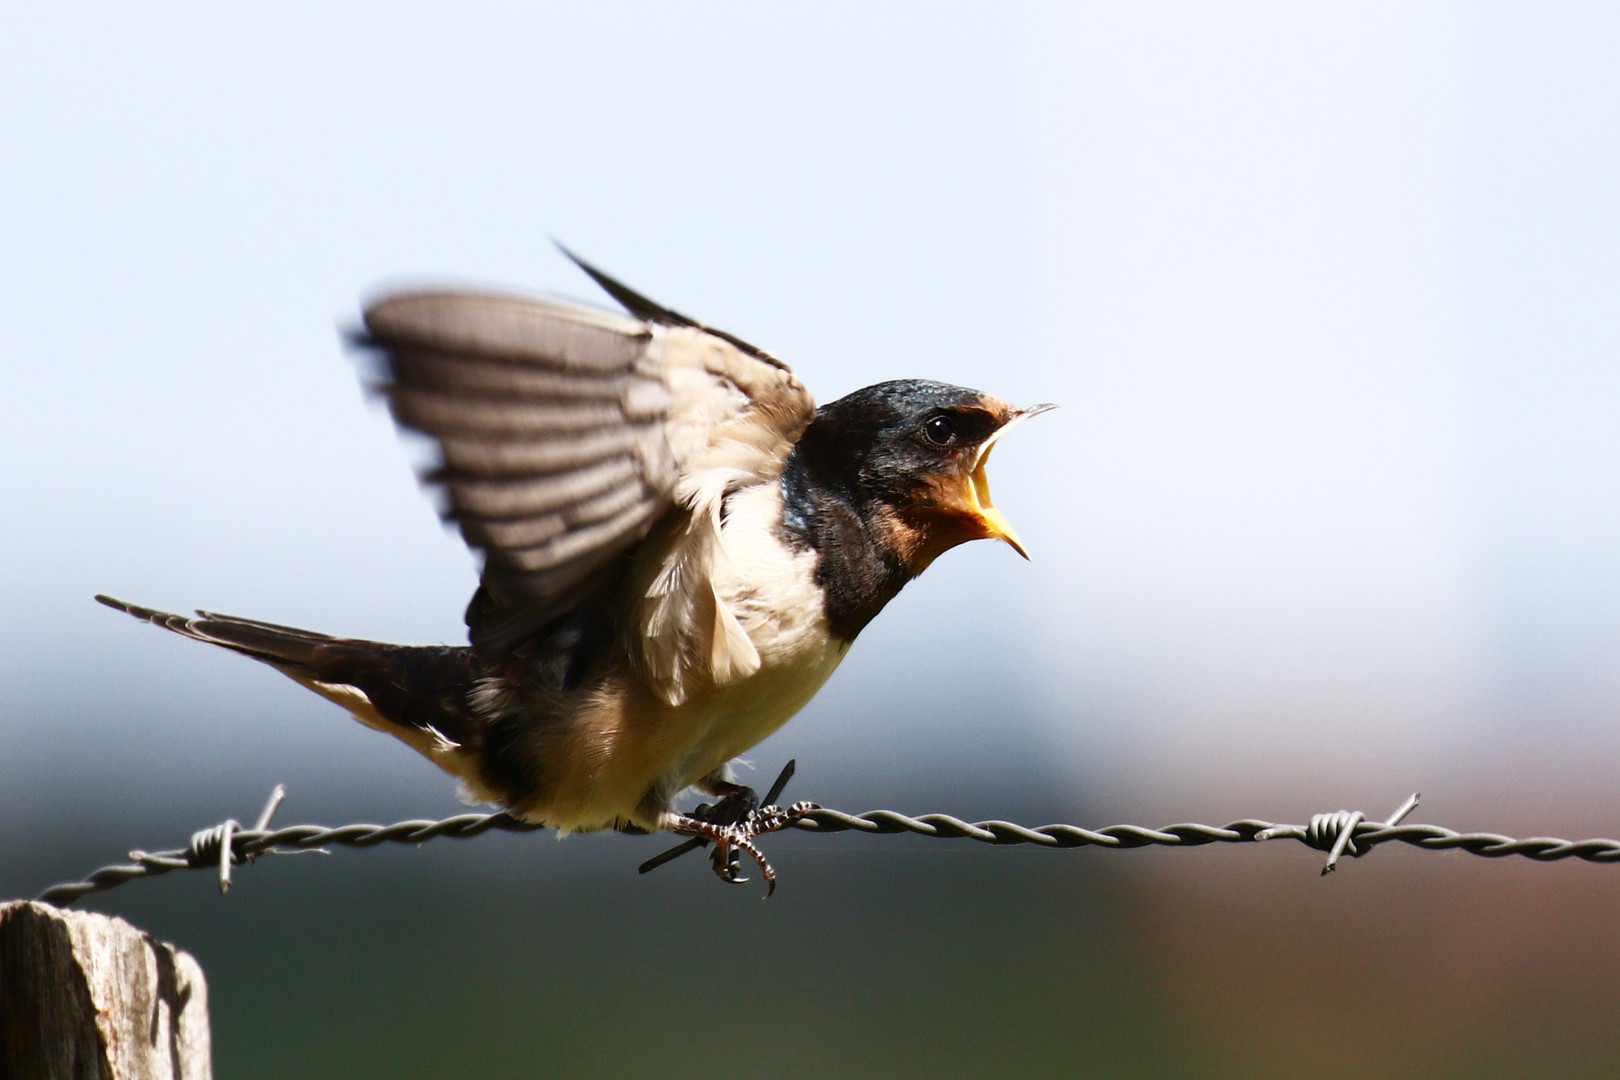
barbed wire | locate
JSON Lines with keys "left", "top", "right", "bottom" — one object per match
{"left": 29, "top": 768, "right": 1620, "bottom": 908}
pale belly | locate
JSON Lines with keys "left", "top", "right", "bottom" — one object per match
{"left": 530, "top": 481, "right": 851, "bottom": 831}
{"left": 674, "top": 629, "right": 851, "bottom": 788}
{"left": 538, "top": 623, "right": 849, "bottom": 832}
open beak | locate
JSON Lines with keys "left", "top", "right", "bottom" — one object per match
{"left": 965, "top": 402, "right": 1057, "bottom": 559}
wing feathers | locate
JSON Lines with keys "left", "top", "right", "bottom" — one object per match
{"left": 454, "top": 490, "right": 626, "bottom": 551}
{"left": 364, "top": 290, "right": 675, "bottom": 655}
{"left": 498, "top": 499, "right": 666, "bottom": 573}
{"left": 435, "top": 428, "right": 646, "bottom": 478}
{"left": 366, "top": 293, "right": 647, "bottom": 371}
{"left": 390, "top": 390, "right": 628, "bottom": 436}
{"left": 709, "top": 581, "right": 762, "bottom": 684}
{"left": 438, "top": 457, "right": 640, "bottom": 520}
{"left": 362, "top": 269, "right": 815, "bottom": 697}
{"left": 386, "top": 351, "right": 629, "bottom": 401}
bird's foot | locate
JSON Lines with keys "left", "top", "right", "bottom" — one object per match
{"left": 638, "top": 759, "right": 814, "bottom": 896}
{"left": 668, "top": 799, "right": 817, "bottom": 898}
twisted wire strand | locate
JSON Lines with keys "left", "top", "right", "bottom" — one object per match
{"left": 32, "top": 791, "right": 1620, "bottom": 908}
{"left": 795, "top": 810, "right": 1620, "bottom": 860}
{"left": 37, "top": 811, "right": 546, "bottom": 906}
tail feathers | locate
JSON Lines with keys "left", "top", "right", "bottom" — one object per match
{"left": 95, "top": 594, "right": 352, "bottom": 672}
{"left": 95, "top": 594, "right": 484, "bottom": 773}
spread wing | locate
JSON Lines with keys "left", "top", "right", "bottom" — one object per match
{"left": 360, "top": 257, "right": 815, "bottom": 703}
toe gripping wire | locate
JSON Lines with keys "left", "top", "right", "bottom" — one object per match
{"left": 637, "top": 760, "right": 804, "bottom": 879}
{"left": 636, "top": 761, "right": 817, "bottom": 897}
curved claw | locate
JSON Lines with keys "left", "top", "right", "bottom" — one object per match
{"left": 708, "top": 828, "right": 776, "bottom": 897}
{"left": 711, "top": 842, "right": 747, "bottom": 885}
{"left": 666, "top": 801, "right": 816, "bottom": 897}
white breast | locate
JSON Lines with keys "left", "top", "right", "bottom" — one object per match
{"left": 676, "top": 482, "right": 849, "bottom": 781}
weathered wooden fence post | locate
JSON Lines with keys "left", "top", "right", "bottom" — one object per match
{"left": 0, "top": 901, "right": 210, "bottom": 1080}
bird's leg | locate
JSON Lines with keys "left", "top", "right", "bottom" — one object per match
{"left": 666, "top": 800, "right": 817, "bottom": 897}
{"left": 693, "top": 776, "right": 760, "bottom": 823}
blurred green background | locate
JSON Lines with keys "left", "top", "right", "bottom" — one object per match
{"left": 5, "top": 4, "right": 1620, "bottom": 1077}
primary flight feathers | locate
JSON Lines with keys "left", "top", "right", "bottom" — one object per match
{"left": 359, "top": 256, "right": 814, "bottom": 701}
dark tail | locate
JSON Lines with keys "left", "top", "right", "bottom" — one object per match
{"left": 96, "top": 595, "right": 484, "bottom": 772}
{"left": 96, "top": 595, "right": 359, "bottom": 671}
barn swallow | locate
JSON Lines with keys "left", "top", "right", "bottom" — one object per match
{"left": 99, "top": 252, "right": 1054, "bottom": 894}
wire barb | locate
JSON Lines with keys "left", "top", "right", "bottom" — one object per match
{"left": 1255, "top": 792, "right": 1422, "bottom": 873}
{"left": 30, "top": 780, "right": 1620, "bottom": 909}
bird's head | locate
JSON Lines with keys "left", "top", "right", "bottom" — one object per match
{"left": 786, "top": 380, "right": 1056, "bottom": 576}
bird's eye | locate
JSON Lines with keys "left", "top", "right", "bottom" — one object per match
{"left": 923, "top": 414, "right": 957, "bottom": 446}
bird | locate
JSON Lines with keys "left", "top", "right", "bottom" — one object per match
{"left": 98, "top": 251, "right": 1054, "bottom": 893}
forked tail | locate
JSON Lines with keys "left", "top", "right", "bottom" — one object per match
{"left": 95, "top": 595, "right": 483, "bottom": 775}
